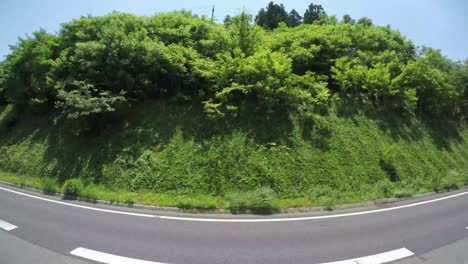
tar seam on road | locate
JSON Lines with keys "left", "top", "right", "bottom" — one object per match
{"left": 0, "top": 219, "right": 17, "bottom": 231}
{"left": 1, "top": 185, "right": 468, "bottom": 223}
{"left": 71, "top": 247, "right": 167, "bottom": 264}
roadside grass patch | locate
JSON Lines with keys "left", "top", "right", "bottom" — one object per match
{"left": 322, "top": 197, "right": 336, "bottom": 211}
{"left": 228, "top": 188, "right": 279, "bottom": 214}
{"left": 41, "top": 177, "right": 59, "bottom": 194}
{"left": 393, "top": 189, "right": 413, "bottom": 198}
{"left": 81, "top": 184, "right": 99, "bottom": 202}
{"left": 176, "top": 196, "right": 218, "bottom": 211}
{"left": 62, "top": 178, "right": 84, "bottom": 198}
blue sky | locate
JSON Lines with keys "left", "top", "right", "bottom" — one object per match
{"left": 0, "top": 0, "right": 466, "bottom": 61}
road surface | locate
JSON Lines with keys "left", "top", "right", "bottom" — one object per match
{"left": 1, "top": 183, "right": 468, "bottom": 264}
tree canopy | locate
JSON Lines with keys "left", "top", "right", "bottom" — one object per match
{"left": 0, "top": 6, "right": 466, "bottom": 131}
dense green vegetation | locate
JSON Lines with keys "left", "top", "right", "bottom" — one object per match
{"left": 0, "top": 3, "right": 466, "bottom": 212}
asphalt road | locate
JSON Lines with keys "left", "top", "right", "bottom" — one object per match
{"left": 1, "top": 183, "right": 468, "bottom": 264}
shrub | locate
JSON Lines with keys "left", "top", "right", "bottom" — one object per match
{"left": 322, "top": 197, "right": 336, "bottom": 211}
{"left": 376, "top": 180, "right": 394, "bottom": 198}
{"left": 250, "top": 187, "right": 278, "bottom": 214}
{"left": 441, "top": 177, "right": 462, "bottom": 191}
{"left": 41, "top": 177, "right": 58, "bottom": 194}
{"left": 62, "top": 178, "right": 84, "bottom": 198}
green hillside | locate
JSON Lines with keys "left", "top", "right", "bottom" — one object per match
{"left": 0, "top": 8, "right": 466, "bottom": 212}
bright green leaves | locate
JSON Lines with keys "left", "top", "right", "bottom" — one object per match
{"left": 392, "top": 48, "right": 461, "bottom": 117}
{"left": 3, "top": 30, "right": 59, "bottom": 106}
{"left": 204, "top": 50, "right": 330, "bottom": 119}
{"left": 55, "top": 81, "right": 127, "bottom": 120}
{"left": 1, "top": 10, "right": 465, "bottom": 126}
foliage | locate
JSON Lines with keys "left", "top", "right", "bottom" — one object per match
{"left": 0, "top": 6, "right": 466, "bottom": 211}
{"left": 1, "top": 9, "right": 464, "bottom": 125}
{"left": 228, "top": 187, "right": 278, "bottom": 214}
{"left": 0, "top": 62, "right": 6, "bottom": 105}
{"left": 255, "top": 2, "right": 288, "bottom": 30}
{"left": 303, "top": 3, "right": 326, "bottom": 24}
{"left": 62, "top": 178, "right": 84, "bottom": 197}
{"left": 41, "top": 177, "right": 59, "bottom": 194}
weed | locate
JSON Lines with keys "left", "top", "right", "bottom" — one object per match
{"left": 176, "top": 197, "right": 217, "bottom": 211}
{"left": 322, "top": 197, "right": 336, "bottom": 211}
{"left": 228, "top": 188, "right": 279, "bottom": 214}
{"left": 81, "top": 185, "right": 98, "bottom": 202}
{"left": 41, "top": 177, "right": 58, "bottom": 194}
{"left": 376, "top": 180, "right": 395, "bottom": 198}
{"left": 393, "top": 190, "right": 413, "bottom": 198}
{"left": 62, "top": 179, "right": 84, "bottom": 198}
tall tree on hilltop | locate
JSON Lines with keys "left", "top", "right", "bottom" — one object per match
{"left": 303, "top": 3, "right": 325, "bottom": 24}
{"left": 255, "top": 1, "right": 288, "bottom": 29}
{"left": 342, "top": 14, "right": 355, "bottom": 25}
{"left": 286, "top": 9, "right": 302, "bottom": 27}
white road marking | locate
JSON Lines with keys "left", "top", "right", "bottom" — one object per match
{"left": 319, "top": 248, "right": 414, "bottom": 264}
{"left": 1, "top": 185, "right": 468, "bottom": 223}
{"left": 70, "top": 247, "right": 166, "bottom": 264}
{"left": 0, "top": 219, "right": 17, "bottom": 231}
{"left": 159, "top": 190, "right": 468, "bottom": 222}
{"left": 0, "top": 186, "right": 155, "bottom": 218}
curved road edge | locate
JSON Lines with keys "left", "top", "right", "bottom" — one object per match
{"left": 1, "top": 182, "right": 468, "bottom": 222}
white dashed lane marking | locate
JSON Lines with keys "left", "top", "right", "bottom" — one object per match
{"left": 0, "top": 219, "right": 17, "bottom": 231}
{"left": 70, "top": 247, "right": 167, "bottom": 264}
{"left": 319, "top": 248, "right": 414, "bottom": 264}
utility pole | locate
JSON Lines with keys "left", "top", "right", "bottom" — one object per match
{"left": 211, "top": 4, "right": 215, "bottom": 22}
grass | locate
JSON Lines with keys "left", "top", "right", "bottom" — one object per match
{"left": 0, "top": 101, "right": 467, "bottom": 213}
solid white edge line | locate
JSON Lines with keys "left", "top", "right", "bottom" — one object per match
{"left": 0, "top": 219, "right": 18, "bottom": 231}
{"left": 159, "top": 190, "right": 468, "bottom": 222}
{"left": 320, "top": 248, "right": 414, "bottom": 264}
{"left": 0, "top": 186, "right": 155, "bottom": 218}
{"left": 1, "top": 185, "right": 468, "bottom": 223}
{"left": 70, "top": 247, "right": 167, "bottom": 264}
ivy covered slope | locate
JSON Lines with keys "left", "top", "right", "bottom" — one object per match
{"left": 0, "top": 11, "right": 467, "bottom": 211}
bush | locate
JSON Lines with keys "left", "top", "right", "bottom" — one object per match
{"left": 41, "top": 177, "right": 58, "bottom": 194}
{"left": 62, "top": 178, "right": 84, "bottom": 198}
{"left": 441, "top": 177, "right": 462, "bottom": 191}
{"left": 322, "top": 197, "right": 336, "bottom": 211}
{"left": 250, "top": 188, "right": 278, "bottom": 214}
{"left": 376, "top": 180, "right": 395, "bottom": 198}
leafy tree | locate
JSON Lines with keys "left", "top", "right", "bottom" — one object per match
{"left": 392, "top": 48, "right": 460, "bottom": 117}
{"left": 55, "top": 81, "right": 127, "bottom": 120}
{"left": 225, "top": 12, "right": 261, "bottom": 56}
{"left": 3, "top": 29, "right": 59, "bottom": 107}
{"left": 0, "top": 9, "right": 465, "bottom": 128}
{"left": 0, "top": 62, "right": 5, "bottom": 105}
{"left": 357, "top": 17, "right": 373, "bottom": 27}
{"left": 286, "top": 9, "right": 302, "bottom": 27}
{"left": 303, "top": 3, "right": 325, "bottom": 24}
{"left": 342, "top": 14, "right": 355, "bottom": 25}
{"left": 223, "top": 15, "right": 232, "bottom": 26}
{"left": 255, "top": 2, "right": 288, "bottom": 29}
